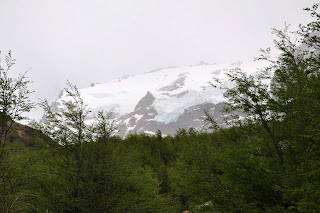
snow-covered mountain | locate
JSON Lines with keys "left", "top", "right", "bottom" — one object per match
{"left": 51, "top": 61, "right": 268, "bottom": 137}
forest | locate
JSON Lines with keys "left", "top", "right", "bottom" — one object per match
{"left": 0, "top": 4, "right": 320, "bottom": 213}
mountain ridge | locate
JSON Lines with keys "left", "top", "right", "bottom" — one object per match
{"left": 51, "top": 60, "right": 268, "bottom": 137}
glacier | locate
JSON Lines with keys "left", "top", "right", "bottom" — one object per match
{"left": 52, "top": 60, "right": 269, "bottom": 137}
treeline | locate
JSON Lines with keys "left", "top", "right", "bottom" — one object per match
{"left": 1, "top": 3, "right": 320, "bottom": 213}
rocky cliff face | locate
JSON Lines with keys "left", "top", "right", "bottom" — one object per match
{"left": 50, "top": 61, "right": 267, "bottom": 137}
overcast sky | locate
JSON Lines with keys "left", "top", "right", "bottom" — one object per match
{"left": 0, "top": 0, "right": 317, "bottom": 121}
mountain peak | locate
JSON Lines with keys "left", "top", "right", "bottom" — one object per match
{"left": 134, "top": 91, "right": 156, "bottom": 112}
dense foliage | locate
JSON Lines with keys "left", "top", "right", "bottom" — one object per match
{"left": 1, "top": 4, "right": 320, "bottom": 213}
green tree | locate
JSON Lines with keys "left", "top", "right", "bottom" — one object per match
{"left": 201, "top": 3, "right": 320, "bottom": 212}
{"left": 0, "top": 51, "right": 34, "bottom": 154}
{"left": 33, "top": 82, "right": 176, "bottom": 212}
{"left": 0, "top": 51, "right": 35, "bottom": 212}
{"left": 90, "top": 110, "right": 117, "bottom": 144}
{"left": 34, "top": 82, "right": 90, "bottom": 212}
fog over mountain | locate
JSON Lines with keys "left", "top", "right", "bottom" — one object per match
{"left": 0, "top": 0, "right": 316, "bottom": 122}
